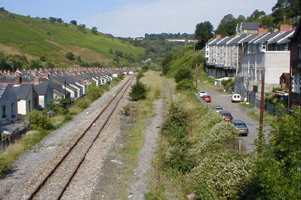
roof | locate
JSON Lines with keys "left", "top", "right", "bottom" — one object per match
{"left": 33, "top": 81, "right": 50, "bottom": 95}
{"left": 231, "top": 120, "right": 246, "bottom": 125}
{"left": 208, "top": 38, "right": 224, "bottom": 46}
{"left": 227, "top": 35, "right": 249, "bottom": 45}
{"left": 238, "top": 34, "right": 258, "bottom": 44}
{"left": 280, "top": 73, "right": 290, "bottom": 80}
{"left": 0, "top": 85, "right": 7, "bottom": 99}
{"left": 217, "top": 37, "right": 232, "bottom": 45}
{"left": 239, "top": 22, "right": 259, "bottom": 30}
{"left": 10, "top": 84, "right": 33, "bottom": 100}
{"left": 267, "top": 31, "right": 292, "bottom": 44}
{"left": 253, "top": 32, "right": 280, "bottom": 44}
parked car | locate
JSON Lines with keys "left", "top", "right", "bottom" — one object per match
{"left": 219, "top": 111, "right": 233, "bottom": 121}
{"left": 202, "top": 95, "right": 212, "bottom": 103}
{"left": 231, "top": 120, "right": 249, "bottom": 136}
{"left": 231, "top": 94, "right": 241, "bottom": 102}
{"left": 199, "top": 91, "right": 207, "bottom": 98}
{"left": 213, "top": 105, "right": 223, "bottom": 112}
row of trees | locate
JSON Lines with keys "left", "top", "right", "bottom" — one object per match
{"left": 144, "top": 32, "right": 194, "bottom": 40}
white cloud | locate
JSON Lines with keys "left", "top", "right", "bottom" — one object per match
{"left": 83, "top": 0, "right": 275, "bottom": 37}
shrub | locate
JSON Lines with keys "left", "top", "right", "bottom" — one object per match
{"left": 176, "top": 80, "right": 195, "bottom": 91}
{"left": 75, "top": 98, "right": 90, "bottom": 109}
{"left": 129, "top": 81, "right": 147, "bottom": 101}
{"left": 28, "top": 110, "right": 53, "bottom": 130}
{"left": 66, "top": 52, "right": 75, "bottom": 60}
{"left": 86, "top": 83, "right": 100, "bottom": 101}
{"left": 0, "top": 157, "right": 9, "bottom": 177}
{"left": 174, "top": 68, "right": 193, "bottom": 83}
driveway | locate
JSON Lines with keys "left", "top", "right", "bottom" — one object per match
{"left": 198, "top": 87, "right": 271, "bottom": 152}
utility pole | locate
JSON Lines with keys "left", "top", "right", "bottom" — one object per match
{"left": 195, "top": 64, "right": 198, "bottom": 89}
{"left": 259, "top": 70, "right": 265, "bottom": 140}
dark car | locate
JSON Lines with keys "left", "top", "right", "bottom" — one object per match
{"left": 231, "top": 120, "right": 249, "bottom": 136}
{"left": 219, "top": 111, "right": 233, "bottom": 121}
{"left": 213, "top": 105, "right": 223, "bottom": 112}
{"left": 202, "top": 95, "right": 212, "bottom": 103}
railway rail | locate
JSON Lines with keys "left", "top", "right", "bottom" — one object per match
{"left": 23, "top": 76, "right": 134, "bottom": 200}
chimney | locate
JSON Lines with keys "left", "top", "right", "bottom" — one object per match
{"left": 14, "top": 76, "right": 22, "bottom": 84}
{"left": 216, "top": 34, "right": 222, "bottom": 39}
{"left": 258, "top": 28, "right": 269, "bottom": 35}
{"left": 43, "top": 73, "right": 49, "bottom": 79}
{"left": 34, "top": 77, "right": 39, "bottom": 84}
{"left": 280, "top": 24, "right": 292, "bottom": 32}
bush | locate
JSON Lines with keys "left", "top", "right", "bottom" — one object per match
{"left": 0, "top": 157, "right": 9, "bottom": 177}
{"left": 66, "top": 52, "right": 75, "bottom": 60}
{"left": 86, "top": 83, "right": 100, "bottom": 101}
{"left": 176, "top": 80, "right": 195, "bottom": 91}
{"left": 174, "top": 68, "right": 193, "bottom": 83}
{"left": 129, "top": 81, "right": 147, "bottom": 101}
{"left": 28, "top": 110, "right": 53, "bottom": 130}
{"left": 75, "top": 98, "right": 90, "bottom": 109}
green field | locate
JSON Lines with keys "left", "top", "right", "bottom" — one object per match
{"left": 0, "top": 10, "right": 145, "bottom": 63}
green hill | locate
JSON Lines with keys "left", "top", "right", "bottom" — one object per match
{"left": 0, "top": 10, "right": 145, "bottom": 64}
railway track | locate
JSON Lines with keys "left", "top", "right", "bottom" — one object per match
{"left": 24, "top": 76, "right": 134, "bottom": 200}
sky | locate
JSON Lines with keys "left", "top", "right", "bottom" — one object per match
{"left": 1, "top": 0, "right": 277, "bottom": 38}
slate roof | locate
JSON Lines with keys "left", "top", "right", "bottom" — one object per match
{"left": 40, "top": 78, "right": 69, "bottom": 95}
{"left": 238, "top": 34, "right": 258, "bottom": 44}
{"left": 239, "top": 22, "right": 259, "bottom": 30}
{"left": 0, "top": 85, "right": 7, "bottom": 99}
{"left": 33, "top": 81, "right": 49, "bottom": 95}
{"left": 217, "top": 37, "right": 232, "bottom": 45}
{"left": 226, "top": 35, "right": 248, "bottom": 45}
{"left": 10, "top": 84, "right": 33, "bottom": 100}
{"left": 208, "top": 38, "right": 224, "bottom": 46}
{"left": 253, "top": 32, "right": 280, "bottom": 44}
{"left": 267, "top": 31, "right": 292, "bottom": 44}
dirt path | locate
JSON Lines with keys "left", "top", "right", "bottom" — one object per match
{"left": 127, "top": 98, "right": 163, "bottom": 199}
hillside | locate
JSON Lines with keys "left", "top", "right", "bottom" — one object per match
{"left": 0, "top": 10, "right": 145, "bottom": 64}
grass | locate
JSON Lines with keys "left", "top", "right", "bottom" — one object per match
{"left": 0, "top": 11, "right": 144, "bottom": 63}
{"left": 248, "top": 109, "right": 276, "bottom": 125}
{"left": 239, "top": 102, "right": 255, "bottom": 108}
{"left": 0, "top": 130, "right": 50, "bottom": 177}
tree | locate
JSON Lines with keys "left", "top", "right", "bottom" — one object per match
{"left": 249, "top": 9, "right": 266, "bottom": 21}
{"left": 194, "top": 21, "right": 214, "bottom": 49}
{"left": 91, "top": 27, "right": 98, "bottom": 34}
{"left": 49, "top": 17, "right": 56, "bottom": 23}
{"left": 57, "top": 18, "right": 63, "bottom": 23}
{"left": 66, "top": 52, "right": 75, "bottom": 60}
{"left": 174, "top": 68, "right": 193, "bottom": 83}
{"left": 215, "top": 14, "right": 237, "bottom": 37}
{"left": 272, "top": 0, "right": 301, "bottom": 25}
{"left": 70, "top": 20, "right": 77, "bottom": 25}
{"left": 77, "top": 24, "right": 86, "bottom": 32}
{"left": 129, "top": 81, "right": 147, "bottom": 101}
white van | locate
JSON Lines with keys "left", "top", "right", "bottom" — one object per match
{"left": 231, "top": 94, "right": 241, "bottom": 102}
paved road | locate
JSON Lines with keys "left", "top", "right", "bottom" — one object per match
{"left": 198, "top": 87, "right": 271, "bottom": 152}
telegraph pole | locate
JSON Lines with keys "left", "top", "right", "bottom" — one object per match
{"left": 259, "top": 70, "right": 265, "bottom": 140}
{"left": 195, "top": 64, "right": 198, "bottom": 89}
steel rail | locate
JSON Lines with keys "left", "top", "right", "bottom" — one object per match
{"left": 26, "top": 75, "right": 134, "bottom": 200}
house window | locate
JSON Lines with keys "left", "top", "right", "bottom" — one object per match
{"left": 2, "top": 105, "right": 6, "bottom": 118}
{"left": 298, "top": 45, "right": 301, "bottom": 60}
{"left": 11, "top": 103, "right": 15, "bottom": 118}
{"left": 34, "top": 98, "right": 38, "bottom": 108}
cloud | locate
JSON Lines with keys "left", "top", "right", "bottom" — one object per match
{"left": 81, "top": 0, "right": 276, "bottom": 37}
